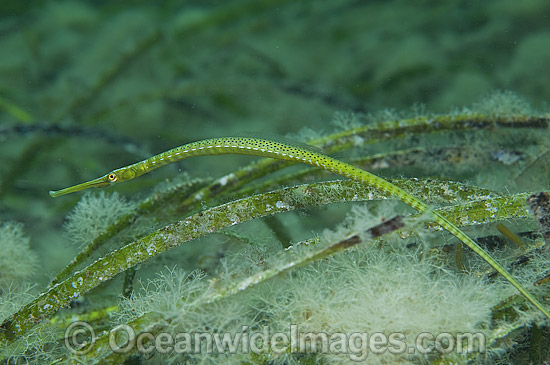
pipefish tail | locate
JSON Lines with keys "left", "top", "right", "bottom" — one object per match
{"left": 49, "top": 136, "right": 550, "bottom": 319}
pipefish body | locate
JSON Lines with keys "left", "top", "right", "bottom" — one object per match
{"left": 50, "top": 136, "right": 550, "bottom": 319}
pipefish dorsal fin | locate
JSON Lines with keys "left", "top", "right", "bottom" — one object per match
{"left": 235, "top": 132, "right": 326, "bottom": 155}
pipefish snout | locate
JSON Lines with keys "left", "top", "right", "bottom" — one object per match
{"left": 49, "top": 136, "right": 550, "bottom": 319}
{"left": 49, "top": 168, "right": 135, "bottom": 198}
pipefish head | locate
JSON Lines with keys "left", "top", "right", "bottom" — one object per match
{"left": 49, "top": 167, "right": 137, "bottom": 198}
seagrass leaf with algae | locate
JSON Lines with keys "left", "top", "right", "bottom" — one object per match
{"left": 80, "top": 214, "right": 407, "bottom": 362}
{"left": 1, "top": 179, "right": 400, "bottom": 344}
{"left": 5, "top": 182, "right": 549, "bottom": 347}
{"left": 82, "top": 189, "right": 550, "bottom": 362}
{"left": 51, "top": 174, "right": 501, "bottom": 289}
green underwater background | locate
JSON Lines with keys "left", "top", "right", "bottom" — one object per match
{"left": 1, "top": 0, "right": 550, "bottom": 363}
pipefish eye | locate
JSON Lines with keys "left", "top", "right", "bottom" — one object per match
{"left": 108, "top": 173, "right": 118, "bottom": 182}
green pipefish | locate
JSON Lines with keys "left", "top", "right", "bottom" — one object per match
{"left": 50, "top": 136, "right": 550, "bottom": 319}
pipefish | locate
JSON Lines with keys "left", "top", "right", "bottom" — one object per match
{"left": 50, "top": 136, "right": 550, "bottom": 319}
